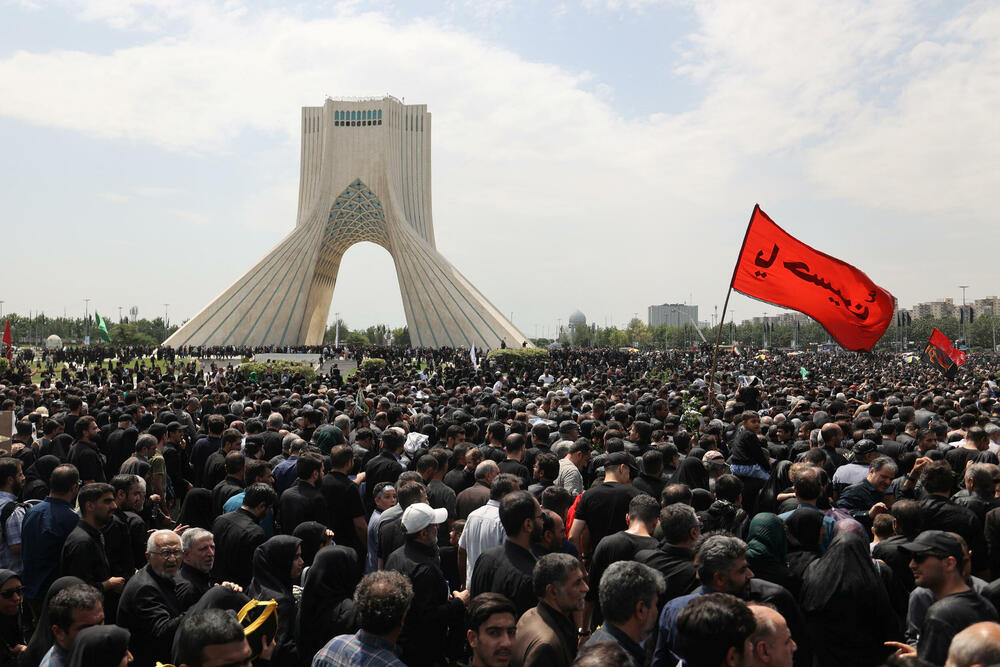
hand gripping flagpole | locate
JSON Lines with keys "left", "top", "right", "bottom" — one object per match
{"left": 707, "top": 206, "right": 759, "bottom": 417}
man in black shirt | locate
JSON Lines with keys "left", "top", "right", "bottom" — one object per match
{"left": 61, "top": 483, "right": 124, "bottom": 614}
{"left": 568, "top": 451, "right": 640, "bottom": 561}
{"left": 103, "top": 412, "right": 136, "bottom": 480}
{"left": 117, "top": 529, "right": 188, "bottom": 667}
{"left": 498, "top": 434, "right": 531, "bottom": 490}
{"left": 917, "top": 461, "right": 987, "bottom": 573}
{"left": 386, "top": 502, "right": 469, "bottom": 667}
{"left": 209, "top": 452, "right": 245, "bottom": 518}
{"left": 68, "top": 417, "right": 106, "bottom": 484}
{"left": 280, "top": 452, "right": 327, "bottom": 533}
{"left": 635, "top": 502, "right": 700, "bottom": 604}
{"left": 106, "top": 473, "right": 148, "bottom": 578}
{"left": 444, "top": 445, "right": 479, "bottom": 495}
{"left": 363, "top": 428, "right": 405, "bottom": 512}
{"left": 633, "top": 450, "right": 667, "bottom": 501}
{"left": 470, "top": 490, "right": 540, "bottom": 615}
{"left": 583, "top": 494, "right": 659, "bottom": 631}
{"left": 210, "top": 483, "right": 274, "bottom": 588}
{"left": 528, "top": 453, "right": 558, "bottom": 501}
{"left": 202, "top": 429, "right": 242, "bottom": 491}
{"left": 424, "top": 449, "right": 457, "bottom": 546}
{"left": 321, "top": 445, "right": 367, "bottom": 557}
{"left": 889, "top": 530, "right": 999, "bottom": 665}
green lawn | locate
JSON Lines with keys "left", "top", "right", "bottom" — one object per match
{"left": 28, "top": 357, "right": 195, "bottom": 384}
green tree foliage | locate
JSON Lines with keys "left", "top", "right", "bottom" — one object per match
{"left": 1, "top": 312, "right": 178, "bottom": 345}
{"left": 110, "top": 323, "right": 157, "bottom": 346}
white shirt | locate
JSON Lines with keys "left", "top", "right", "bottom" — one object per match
{"left": 458, "top": 499, "right": 505, "bottom": 590}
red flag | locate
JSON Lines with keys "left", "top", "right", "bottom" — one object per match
{"left": 929, "top": 327, "right": 966, "bottom": 366}
{"left": 730, "top": 206, "right": 894, "bottom": 352}
{"left": 2, "top": 320, "right": 11, "bottom": 361}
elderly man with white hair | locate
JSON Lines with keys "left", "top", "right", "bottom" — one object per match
{"left": 116, "top": 529, "right": 188, "bottom": 667}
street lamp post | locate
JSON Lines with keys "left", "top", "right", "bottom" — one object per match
{"left": 959, "top": 285, "right": 969, "bottom": 345}
{"left": 83, "top": 298, "right": 90, "bottom": 344}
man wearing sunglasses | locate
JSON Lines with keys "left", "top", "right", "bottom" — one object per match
{"left": 886, "top": 530, "right": 998, "bottom": 665}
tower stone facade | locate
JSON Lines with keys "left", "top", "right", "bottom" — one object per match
{"left": 165, "top": 96, "right": 528, "bottom": 349}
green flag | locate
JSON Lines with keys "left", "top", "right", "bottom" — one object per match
{"left": 95, "top": 310, "right": 112, "bottom": 343}
{"left": 799, "top": 366, "right": 809, "bottom": 379}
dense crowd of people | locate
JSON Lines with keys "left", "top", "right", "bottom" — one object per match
{"left": 1, "top": 342, "right": 1000, "bottom": 666}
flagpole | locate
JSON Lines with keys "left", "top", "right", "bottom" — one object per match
{"left": 707, "top": 205, "right": 759, "bottom": 415}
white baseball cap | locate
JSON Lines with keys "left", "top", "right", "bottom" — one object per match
{"left": 401, "top": 503, "right": 449, "bottom": 534}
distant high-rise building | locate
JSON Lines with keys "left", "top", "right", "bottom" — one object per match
{"left": 648, "top": 303, "right": 698, "bottom": 328}
{"left": 913, "top": 299, "right": 956, "bottom": 319}
{"left": 973, "top": 297, "right": 1000, "bottom": 318}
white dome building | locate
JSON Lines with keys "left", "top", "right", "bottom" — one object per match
{"left": 568, "top": 310, "right": 587, "bottom": 327}
{"left": 45, "top": 334, "right": 63, "bottom": 350}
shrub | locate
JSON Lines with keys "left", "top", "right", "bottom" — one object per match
{"left": 238, "top": 360, "right": 316, "bottom": 383}
{"left": 360, "top": 358, "right": 387, "bottom": 372}
{"left": 486, "top": 348, "right": 548, "bottom": 361}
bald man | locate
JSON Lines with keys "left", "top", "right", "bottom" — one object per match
{"left": 945, "top": 622, "right": 1000, "bottom": 667}
{"left": 748, "top": 604, "right": 797, "bottom": 667}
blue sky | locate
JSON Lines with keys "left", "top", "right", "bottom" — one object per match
{"left": 1, "top": 0, "right": 998, "bottom": 339}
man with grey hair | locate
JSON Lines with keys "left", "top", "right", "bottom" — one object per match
{"left": 313, "top": 571, "right": 414, "bottom": 667}
{"left": 653, "top": 534, "right": 754, "bottom": 666}
{"left": 944, "top": 621, "right": 1000, "bottom": 667}
{"left": 953, "top": 463, "right": 1000, "bottom": 521}
{"left": 985, "top": 423, "right": 1000, "bottom": 455}
{"left": 178, "top": 527, "right": 215, "bottom": 604}
{"left": 583, "top": 561, "right": 664, "bottom": 666}
{"left": 511, "top": 553, "right": 588, "bottom": 667}
{"left": 458, "top": 460, "right": 500, "bottom": 519}
{"left": 554, "top": 440, "right": 588, "bottom": 497}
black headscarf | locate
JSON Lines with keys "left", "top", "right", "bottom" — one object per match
{"left": 67, "top": 625, "right": 130, "bottom": 667}
{"left": 247, "top": 535, "right": 302, "bottom": 604}
{"left": 673, "top": 456, "right": 709, "bottom": 491}
{"left": 691, "top": 488, "right": 714, "bottom": 512}
{"left": 0, "top": 569, "right": 30, "bottom": 657}
{"left": 176, "top": 488, "right": 213, "bottom": 530}
{"left": 297, "top": 546, "right": 361, "bottom": 663}
{"left": 292, "top": 521, "right": 329, "bottom": 566}
{"left": 799, "top": 532, "right": 899, "bottom": 665}
{"left": 43, "top": 434, "right": 73, "bottom": 463}
{"left": 22, "top": 576, "right": 87, "bottom": 667}
{"left": 23, "top": 455, "right": 60, "bottom": 501}
{"left": 785, "top": 507, "right": 824, "bottom": 553}
{"left": 800, "top": 532, "right": 886, "bottom": 611}
{"left": 247, "top": 536, "right": 302, "bottom": 665}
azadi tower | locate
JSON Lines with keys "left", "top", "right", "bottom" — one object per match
{"left": 164, "top": 96, "right": 528, "bottom": 349}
